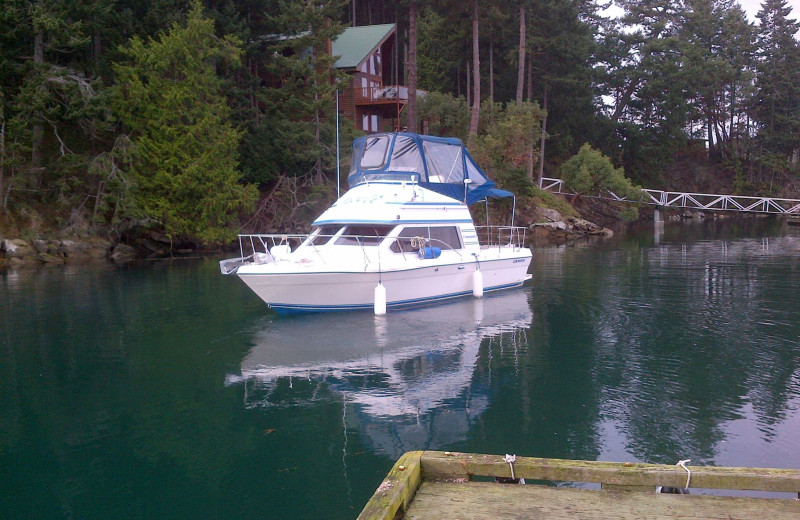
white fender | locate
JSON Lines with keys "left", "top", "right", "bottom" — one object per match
{"left": 473, "top": 269, "right": 484, "bottom": 298}
{"left": 374, "top": 283, "right": 387, "bottom": 315}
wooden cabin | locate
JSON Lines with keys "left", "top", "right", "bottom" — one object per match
{"left": 332, "top": 24, "right": 407, "bottom": 133}
{"left": 257, "top": 23, "right": 408, "bottom": 133}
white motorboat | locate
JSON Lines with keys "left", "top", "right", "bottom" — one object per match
{"left": 220, "top": 132, "right": 532, "bottom": 313}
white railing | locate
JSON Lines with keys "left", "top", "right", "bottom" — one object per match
{"left": 539, "top": 177, "right": 800, "bottom": 215}
{"left": 220, "top": 228, "right": 527, "bottom": 275}
{"left": 475, "top": 226, "right": 527, "bottom": 249}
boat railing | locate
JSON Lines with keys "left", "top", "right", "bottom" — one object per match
{"left": 475, "top": 226, "right": 528, "bottom": 250}
{"left": 233, "top": 232, "right": 390, "bottom": 261}
{"left": 232, "top": 232, "right": 468, "bottom": 264}
{"left": 235, "top": 233, "right": 310, "bottom": 259}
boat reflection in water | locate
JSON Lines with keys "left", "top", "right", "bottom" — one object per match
{"left": 226, "top": 289, "right": 532, "bottom": 456}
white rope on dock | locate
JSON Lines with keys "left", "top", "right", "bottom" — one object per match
{"left": 677, "top": 459, "right": 692, "bottom": 489}
{"left": 504, "top": 454, "right": 517, "bottom": 480}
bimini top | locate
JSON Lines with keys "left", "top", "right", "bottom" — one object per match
{"left": 347, "top": 132, "right": 511, "bottom": 205}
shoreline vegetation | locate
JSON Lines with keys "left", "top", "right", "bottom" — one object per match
{"left": 0, "top": 206, "right": 772, "bottom": 270}
{"left": 3, "top": 1, "right": 800, "bottom": 266}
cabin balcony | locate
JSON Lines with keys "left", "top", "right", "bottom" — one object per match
{"left": 354, "top": 85, "right": 408, "bottom": 106}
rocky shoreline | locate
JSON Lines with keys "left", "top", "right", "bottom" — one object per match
{"left": 1, "top": 213, "right": 615, "bottom": 269}
{"left": 0, "top": 237, "right": 140, "bottom": 268}
{"left": 527, "top": 207, "right": 614, "bottom": 245}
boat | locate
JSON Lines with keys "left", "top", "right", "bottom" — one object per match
{"left": 358, "top": 451, "right": 800, "bottom": 520}
{"left": 220, "top": 132, "right": 532, "bottom": 313}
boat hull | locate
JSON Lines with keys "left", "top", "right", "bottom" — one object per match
{"left": 236, "top": 256, "right": 531, "bottom": 312}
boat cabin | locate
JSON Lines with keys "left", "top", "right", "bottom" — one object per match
{"left": 300, "top": 222, "right": 464, "bottom": 258}
{"left": 346, "top": 132, "right": 511, "bottom": 205}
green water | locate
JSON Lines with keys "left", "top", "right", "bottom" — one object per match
{"left": 2, "top": 219, "right": 799, "bottom": 519}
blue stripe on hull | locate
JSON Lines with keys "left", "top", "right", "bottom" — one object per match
{"left": 267, "top": 281, "right": 527, "bottom": 314}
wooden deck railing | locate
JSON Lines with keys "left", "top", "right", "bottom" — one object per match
{"left": 354, "top": 85, "right": 408, "bottom": 104}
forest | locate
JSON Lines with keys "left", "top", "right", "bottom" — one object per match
{"left": 1, "top": 0, "right": 799, "bottom": 245}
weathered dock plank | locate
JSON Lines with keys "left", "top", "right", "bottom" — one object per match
{"left": 357, "top": 451, "right": 423, "bottom": 520}
{"left": 422, "top": 452, "right": 800, "bottom": 493}
{"left": 405, "top": 481, "right": 800, "bottom": 520}
{"left": 356, "top": 451, "right": 800, "bottom": 520}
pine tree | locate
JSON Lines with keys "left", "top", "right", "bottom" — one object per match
{"left": 112, "top": 0, "right": 256, "bottom": 244}
{"left": 753, "top": 0, "right": 800, "bottom": 174}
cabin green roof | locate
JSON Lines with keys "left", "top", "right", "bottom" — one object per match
{"left": 332, "top": 23, "right": 395, "bottom": 70}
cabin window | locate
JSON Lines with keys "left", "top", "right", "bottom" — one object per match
{"left": 360, "top": 135, "right": 390, "bottom": 169}
{"left": 390, "top": 226, "right": 462, "bottom": 253}
{"left": 335, "top": 225, "right": 393, "bottom": 246}
{"left": 308, "top": 225, "right": 341, "bottom": 246}
{"left": 429, "top": 226, "right": 462, "bottom": 250}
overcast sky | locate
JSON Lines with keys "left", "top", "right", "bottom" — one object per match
{"left": 737, "top": 0, "right": 800, "bottom": 21}
{"left": 602, "top": 1, "right": 800, "bottom": 23}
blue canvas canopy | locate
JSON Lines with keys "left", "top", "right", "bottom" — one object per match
{"left": 347, "top": 133, "right": 510, "bottom": 205}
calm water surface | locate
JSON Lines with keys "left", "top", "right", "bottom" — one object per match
{"left": 2, "top": 219, "right": 799, "bottom": 519}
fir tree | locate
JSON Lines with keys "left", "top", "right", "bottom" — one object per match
{"left": 112, "top": 0, "right": 256, "bottom": 244}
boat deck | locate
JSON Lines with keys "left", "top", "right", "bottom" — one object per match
{"left": 357, "top": 451, "right": 800, "bottom": 520}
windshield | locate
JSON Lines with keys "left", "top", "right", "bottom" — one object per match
{"left": 306, "top": 225, "right": 342, "bottom": 246}
{"left": 359, "top": 135, "right": 390, "bottom": 170}
{"left": 335, "top": 225, "right": 394, "bottom": 246}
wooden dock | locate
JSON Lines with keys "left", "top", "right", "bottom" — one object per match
{"left": 357, "top": 451, "right": 800, "bottom": 519}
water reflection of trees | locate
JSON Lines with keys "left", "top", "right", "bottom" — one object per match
{"left": 522, "top": 233, "right": 800, "bottom": 465}
{"left": 4, "top": 234, "right": 799, "bottom": 518}
{"left": 0, "top": 261, "right": 310, "bottom": 518}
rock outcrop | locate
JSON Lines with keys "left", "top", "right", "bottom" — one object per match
{"left": 529, "top": 208, "right": 613, "bottom": 245}
{"left": 1, "top": 237, "right": 121, "bottom": 268}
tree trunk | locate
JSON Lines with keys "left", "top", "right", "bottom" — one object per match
{"left": 527, "top": 125, "right": 534, "bottom": 180}
{"left": 610, "top": 79, "right": 640, "bottom": 124}
{"left": 466, "top": 61, "right": 470, "bottom": 107}
{"left": 313, "top": 45, "right": 323, "bottom": 182}
{"left": 526, "top": 51, "right": 532, "bottom": 101}
{"left": 537, "top": 81, "right": 548, "bottom": 184}
{"left": 93, "top": 33, "right": 102, "bottom": 71}
{"left": 516, "top": 5, "right": 526, "bottom": 106}
{"left": 468, "top": 0, "right": 480, "bottom": 146}
{"left": 714, "top": 118, "right": 724, "bottom": 160}
{"left": 0, "top": 119, "right": 5, "bottom": 213}
{"left": 489, "top": 35, "right": 494, "bottom": 103}
{"left": 407, "top": 1, "right": 418, "bottom": 133}
{"left": 707, "top": 112, "right": 715, "bottom": 160}
{"left": 31, "top": 31, "right": 44, "bottom": 187}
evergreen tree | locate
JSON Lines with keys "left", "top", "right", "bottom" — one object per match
{"left": 415, "top": 6, "right": 461, "bottom": 94}
{"left": 598, "top": 0, "right": 693, "bottom": 184}
{"left": 235, "top": 0, "right": 346, "bottom": 189}
{"left": 753, "top": 0, "right": 800, "bottom": 176}
{"left": 527, "top": 0, "right": 598, "bottom": 174}
{"left": 560, "top": 142, "right": 643, "bottom": 219}
{"left": 680, "top": 0, "right": 754, "bottom": 161}
{"left": 468, "top": 0, "right": 481, "bottom": 146}
{"left": 112, "top": 0, "right": 256, "bottom": 244}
